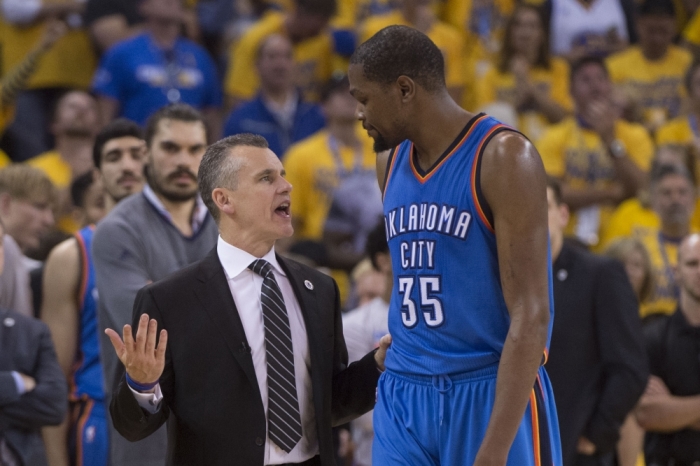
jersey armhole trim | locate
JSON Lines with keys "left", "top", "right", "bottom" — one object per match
{"left": 75, "top": 233, "right": 89, "bottom": 309}
{"left": 381, "top": 146, "right": 398, "bottom": 199}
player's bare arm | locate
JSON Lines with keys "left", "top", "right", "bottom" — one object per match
{"left": 41, "top": 238, "right": 81, "bottom": 466}
{"left": 476, "top": 131, "right": 551, "bottom": 465}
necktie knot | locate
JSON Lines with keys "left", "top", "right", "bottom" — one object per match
{"left": 248, "top": 259, "right": 273, "bottom": 278}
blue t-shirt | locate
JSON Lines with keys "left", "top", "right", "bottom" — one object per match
{"left": 92, "top": 33, "right": 222, "bottom": 125}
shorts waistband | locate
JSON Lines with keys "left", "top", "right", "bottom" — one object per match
{"left": 386, "top": 363, "right": 499, "bottom": 386}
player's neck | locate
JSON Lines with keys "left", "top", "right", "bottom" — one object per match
{"left": 680, "top": 292, "right": 700, "bottom": 326}
{"left": 411, "top": 101, "right": 474, "bottom": 170}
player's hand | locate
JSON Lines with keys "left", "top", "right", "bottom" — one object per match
{"left": 374, "top": 334, "right": 392, "bottom": 372}
{"left": 576, "top": 436, "right": 596, "bottom": 455}
{"left": 105, "top": 314, "right": 168, "bottom": 385}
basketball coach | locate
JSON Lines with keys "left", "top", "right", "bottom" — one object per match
{"left": 104, "top": 133, "right": 391, "bottom": 466}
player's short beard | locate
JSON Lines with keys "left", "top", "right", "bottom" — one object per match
{"left": 373, "top": 132, "right": 392, "bottom": 153}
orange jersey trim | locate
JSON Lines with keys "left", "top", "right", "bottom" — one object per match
{"left": 530, "top": 389, "right": 542, "bottom": 466}
{"left": 75, "top": 398, "right": 94, "bottom": 466}
{"left": 410, "top": 114, "right": 488, "bottom": 184}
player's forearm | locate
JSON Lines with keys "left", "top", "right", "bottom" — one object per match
{"left": 43, "top": 421, "right": 71, "bottom": 466}
{"left": 636, "top": 394, "right": 700, "bottom": 432}
{"left": 476, "top": 307, "right": 549, "bottom": 462}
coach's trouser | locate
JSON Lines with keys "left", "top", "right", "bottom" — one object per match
{"left": 373, "top": 365, "right": 563, "bottom": 466}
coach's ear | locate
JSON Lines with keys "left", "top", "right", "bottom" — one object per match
{"left": 212, "top": 187, "right": 235, "bottom": 218}
{"left": 396, "top": 76, "right": 416, "bottom": 103}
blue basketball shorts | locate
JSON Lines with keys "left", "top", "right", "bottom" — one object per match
{"left": 373, "top": 364, "right": 563, "bottom": 466}
{"left": 69, "top": 398, "right": 109, "bottom": 466}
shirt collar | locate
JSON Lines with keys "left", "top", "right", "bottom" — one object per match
{"left": 216, "top": 236, "right": 286, "bottom": 281}
{"left": 143, "top": 184, "right": 208, "bottom": 234}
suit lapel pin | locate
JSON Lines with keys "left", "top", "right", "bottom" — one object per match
{"left": 304, "top": 280, "right": 314, "bottom": 290}
{"left": 3, "top": 317, "right": 15, "bottom": 327}
{"left": 557, "top": 269, "right": 568, "bottom": 281}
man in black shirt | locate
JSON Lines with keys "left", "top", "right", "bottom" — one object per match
{"left": 637, "top": 233, "right": 700, "bottom": 465}
{"left": 545, "top": 178, "right": 649, "bottom": 465}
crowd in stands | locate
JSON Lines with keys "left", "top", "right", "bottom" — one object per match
{"left": 2, "top": 0, "right": 700, "bottom": 465}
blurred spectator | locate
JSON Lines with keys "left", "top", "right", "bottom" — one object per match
{"left": 656, "top": 60, "right": 700, "bottom": 147}
{"left": 27, "top": 91, "right": 100, "bottom": 234}
{"left": 0, "top": 165, "right": 55, "bottom": 255}
{"left": 545, "top": 178, "right": 648, "bottom": 466}
{"left": 350, "top": 259, "right": 385, "bottom": 308}
{"left": 682, "top": 7, "right": 700, "bottom": 60}
{"left": 605, "top": 238, "right": 655, "bottom": 466}
{"left": 537, "top": 56, "right": 653, "bottom": 249}
{"left": 475, "top": 3, "right": 572, "bottom": 140}
{"left": 92, "top": 0, "right": 222, "bottom": 134}
{"left": 544, "top": 0, "right": 636, "bottom": 62}
{"left": 341, "top": 222, "right": 391, "bottom": 466}
{"left": 223, "top": 34, "right": 325, "bottom": 157}
{"left": 636, "top": 233, "right": 700, "bottom": 465}
{"left": 0, "top": 19, "right": 67, "bottom": 167}
{"left": 224, "top": 0, "right": 337, "bottom": 108}
{"left": 41, "top": 119, "right": 146, "bottom": 466}
{"left": 359, "top": 0, "right": 465, "bottom": 103}
{"left": 333, "top": 0, "right": 397, "bottom": 27}
{"left": 637, "top": 164, "right": 696, "bottom": 318}
{"left": 0, "top": 225, "right": 33, "bottom": 318}
{"left": 607, "top": 0, "right": 692, "bottom": 132}
{"left": 93, "top": 104, "right": 217, "bottom": 466}
{"left": 0, "top": 218, "right": 67, "bottom": 466}
{"left": 600, "top": 144, "right": 695, "bottom": 248}
{"left": 284, "top": 77, "right": 377, "bottom": 270}
{"left": 68, "top": 171, "right": 107, "bottom": 229}
{"left": 442, "top": 0, "right": 514, "bottom": 111}
{"left": 0, "top": 2, "right": 97, "bottom": 162}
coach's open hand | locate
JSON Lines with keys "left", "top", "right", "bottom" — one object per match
{"left": 374, "top": 334, "right": 392, "bottom": 371}
{"left": 105, "top": 314, "right": 168, "bottom": 386}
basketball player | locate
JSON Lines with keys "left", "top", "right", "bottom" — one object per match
{"left": 348, "top": 26, "right": 562, "bottom": 465}
{"left": 41, "top": 119, "right": 145, "bottom": 466}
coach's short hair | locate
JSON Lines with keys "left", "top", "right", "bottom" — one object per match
{"left": 198, "top": 134, "right": 269, "bottom": 222}
{"left": 350, "top": 25, "right": 446, "bottom": 93}
{"left": 93, "top": 118, "right": 144, "bottom": 168}
{"left": 144, "top": 104, "right": 206, "bottom": 148}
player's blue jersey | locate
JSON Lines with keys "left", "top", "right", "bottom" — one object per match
{"left": 382, "top": 113, "right": 555, "bottom": 375}
{"left": 72, "top": 226, "right": 105, "bottom": 401}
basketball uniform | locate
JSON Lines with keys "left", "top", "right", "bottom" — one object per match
{"left": 69, "top": 226, "right": 108, "bottom": 466}
{"left": 375, "top": 113, "right": 562, "bottom": 465}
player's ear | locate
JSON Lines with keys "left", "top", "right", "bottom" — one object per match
{"left": 396, "top": 76, "right": 416, "bottom": 102}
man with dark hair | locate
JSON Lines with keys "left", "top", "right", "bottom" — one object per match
{"left": 545, "top": 177, "right": 648, "bottom": 465}
{"left": 91, "top": 103, "right": 217, "bottom": 466}
{"left": 537, "top": 56, "right": 653, "bottom": 249}
{"left": 348, "top": 25, "right": 561, "bottom": 465}
{"left": 607, "top": 0, "right": 692, "bottom": 131}
{"left": 40, "top": 118, "right": 147, "bottom": 466}
{"left": 224, "top": 0, "right": 337, "bottom": 108}
{"left": 223, "top": 34, "right": 325, "bottom": 157}
{"left": 342, "top": 221, "right": 392, "bottom": 466}
{"left": 105, "top": 133, "right": 388, "bottom": 465}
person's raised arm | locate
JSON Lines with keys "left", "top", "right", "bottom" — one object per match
{"left": 40, "top": 239, "right": 81, "bottom": 466}
{"left": 474, "top": 131, "right": 551, "bottom": 465}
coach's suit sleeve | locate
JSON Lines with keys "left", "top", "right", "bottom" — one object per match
{"left": 110, "top": 287, "right": 172, "bottom": 442}
{"left": 329, "top": 279, "right": 382, "bottom": 427}
{"left": 0, "top": 321, "right": 67, "bottom": 429}
{"left": 583, "top": 258, "right": 649, "bottom": 453}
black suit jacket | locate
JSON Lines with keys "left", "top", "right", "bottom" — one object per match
{"left": 110, "top": 249, "right": 381, "bottom": 466}
{"left": 0, "top": 309, "right": 67, "bottom": 466}
{"left": 546, "top": 243, "right": 649, "bottom": 465}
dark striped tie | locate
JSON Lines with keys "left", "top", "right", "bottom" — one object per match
{"left": 248, "top": 259, "right": 303, "bottom": 453}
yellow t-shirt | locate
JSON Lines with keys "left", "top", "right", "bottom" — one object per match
{"left": 536, "top": 117, "right": 654, "bottom": 248}
{"left": 606, "top": 46, "right": 692, "bottom": 127}
{"left": 475, "top": 58, "right": 573, "bottom": 140}
{"left": 359, "top": 11, "right": 465, "bottom": 89}
{"left": 224, "top": 11, "right": 334, "bottom": 102}
{"left": 638, "top": 229, "right": 683, "bottom": 318}
{"left": 26, "top": 151, "right": 79, "bottom": 233}
{"left": 442, "top": 0, "right": 515, "bottom": 111}
{"left": 0, "top": 150, "right": 10, "bottom": 169}
{"left": 656, "top": 115, "right": 695, "bottom": 146}
{"left": 599, "top": 197, "right": 659, "bottom": 248}
{"left": 284, "top": 127, "right": 376, "bottom": 241}
{"left": 0, "top": 20, "right": 96, "bottom": 90}
{"left": 683, "top": 7, "right": 700, "bottom": 46}
{"left": 0, "top": 102, "right": 14, "bottom": 137}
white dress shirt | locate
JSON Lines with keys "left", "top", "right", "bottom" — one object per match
{"left": 131, "top": 236, "right": 319, "bottom": 464}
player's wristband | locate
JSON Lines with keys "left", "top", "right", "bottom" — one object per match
{"left": 125, "top": 373, "right": 158, "bottom": 392}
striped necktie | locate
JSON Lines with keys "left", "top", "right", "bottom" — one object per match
{"left": 248, "top": 259, "right": 303, "bottom": 453}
